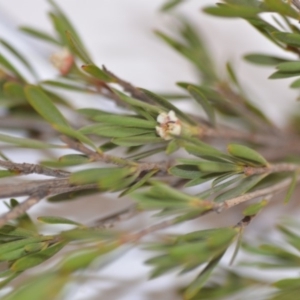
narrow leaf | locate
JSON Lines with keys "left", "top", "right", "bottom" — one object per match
{"left": 37, "top": 216, "right": 82, "bottom": 226}
{"left": 227, "top": 143, "right": 268, "bottom": 166}
{"left": 66, "top": 31, "right": 92, "bottom": 64}
{"left": 25, "top": 85, "right": 70, "bottom": 127}
{"left": 82, "top": 64, "right": 113, "bottom": 82}
{"left": 188, "top": 86, "right": 215, "bottom": 126}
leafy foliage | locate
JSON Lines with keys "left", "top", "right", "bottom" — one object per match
{"left": 0, "top": 0, "right": 300, "bottom": 299}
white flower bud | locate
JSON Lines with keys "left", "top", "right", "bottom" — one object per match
{"left": 50, "top": 47, "right": 74, "bottom": 75}
{"left": 156, "top": 110, "right": 181, "bottom": 140}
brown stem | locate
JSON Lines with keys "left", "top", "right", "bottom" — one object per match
{"left": 243, "top": 163, "right": 300, "bottom": 176}
{"left": 0, "top": 160, "right": 70, "bottom": 178}
{"left": 60, "top": 136, "right": 169, "bottom": 174}
{"left": 0, "top": 189, "right": 49, "bottom": 228}
{"left": 219, "top": 176, "right": 299, "bottom": 210}
{"left": 91, "top": 203, "right": 139, "bottom": 228}
{"left": 0, "top": 178, "right": 97, "bottom": 199}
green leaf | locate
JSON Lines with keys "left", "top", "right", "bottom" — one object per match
{"left": 166, "top": 140, "right": 180, "bottom": 154}
{"left": 11, "top": 242, "right": 66, "bottom": 272}
{"left": 198, "top": 162, "right": 240, "bottom": 173}
{"left": 160, "top": 0, "right": 185, "bottom": 11}
{"left": 54, "top": 124, "right": 96, "bottom": 149}
{"left": 25, "top": 85, "right": 70, "bottom": 127}
{"left": 284, "top": 172, "right": 298, "bottom": 204}
{"left": 70, "top": 167, "right": 133, "bottom": 186}
{"left": 182, "top": 139, "right": 234, "bottom": 162}
{"left": 203, "top": 5, "right": 261, "bottom": 18}
{"left": 290, "top": 77, "right": 300, "bottom": 88}
{"left": 184, "top": 251, "right": 225, "bottom": 299}
{"left": 3, "top": 82, "right": 25, "bottom": 99}
{"left": 274, "top": 278, "right": 300, "bottom": 289}
{"left": 243, "top": 199, "right": 268, "bottom": 216}
{"left": 91, "top": 115, "right": 156, "bottom": 129}
{"left": 0, "top": 237, "right": 46, "bottom": 257}
{"left": 0, "top": 133, "right": 60, "bottom": 149}
{"left": 66, "top": 30, "right": 92, "bottom": 64}
{"left": 3, "top": 273, "right": 67, "bottom": 300}
{"left": 263, "top": 0, "right": 298, "bottom": 19}
{"left": 0, "top": 52, "right": 25, "bottom": 81}
{"left": 0, "top": 39, "right": 37, "bottom": 78}
{"left": 20, "top": 26, "right": 61, "bottom": 45}
{"left": 47, "top": 188, "right": 100, "bottom": 202}
{"left": 272, "top": 32, "right": 300, "bottom": 47}
{"left": 8, "top": 199, "right": 37, "bottom": 232}
{"left": 60, "top": 243, "right": 117, "bottom": 272}
{"left": 0, "top": 225, "right": 36, "bottom": 238}
{"left": 169, "top": 165, "right": 202, "bottom": 179}
{"left": 37, "top": 216, "right": 83, "bottom": 226}
{"left": 227, "top": 143, "right": 268, "bottom": 166}
{"left": 215, "top": 175, "right": 266, "bottom": 202}
{"left": 188, "top": 86, "right": 215, "bottom": 126}
{"left": 120, "top": 169, "right": 158, "bottom": 196}
{"left": 0, "top": 170, "right": 14, "bottom": 178}
{"left": 112, "top": 88, "right": 160, "bottom": 114}
{"left": 112, "top": 134, "right": 163, "bottom": 147}
{"left": 141, "top": 89, "right": 196, "bottom": 125}
{"left": 41, "top": 80, "right": 92, "bottom": 92}
{"left": 49, "top": 0, "right": 88, "bottom": 52}
{"left": 277, "top": 62, "right": 300, "bottom": 72}
{"left": 244, "top": 53, "right": 288, "bottom": 66}
{"left": 41, "top": 154, "right": 90, "bottom": 167}
{"left": 269, "top": 70, "right": 300, "bottom": 79}
{"left": 82, "top": 64, "right": 113, "bottom": 82}
{"left": 126, "top": 147, "right": 165, "bottom": 160}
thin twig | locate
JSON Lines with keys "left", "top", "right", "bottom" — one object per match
{"left": 103, "top": 66, "right": 153, "bottom": 104}
{"left": 243, "top": 163, "right": 300, "bottom": 176}
{"left": 292, "top": 0, "right": 300, "bottom": 10}
{"left": 0, "top": 178, "right": 97, "bottom": 199}
{"left": 215, "top": 83, "right": 278, "bottom": 134}
{"left": 60, "top": 136, "right": 169, "bottom": 174}
{"left": 0, "top": 160, "right": 70, "bottom": 178}
{"left": 219, "top": 176, "right": 300, "bottom": 210}
{"left": 0, "top": 189, "right": 49, "bottom": 228}
{"left": 91, "top": 203, "right": 139, "bottom": 228}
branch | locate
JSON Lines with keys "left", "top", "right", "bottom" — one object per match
{"left": 243, "top": 163, "right": 300, "bottom": 176}
{"left": 0, "top": 160, "right": 70, "bottom": 178}
{"left": 292, "top": 0, "right": 300, "bottom": 10}
{"left": 103, "top": 66, "right": 154, "bottom": 104}
{"left": 0, "top": 178, "right": 97, "bottom": 199}
{"left": 61, "top": 136, "right": 170, "bottom": 174}
{"left": 219, "top": 175, "right": 299, "bottom": 210}
{"left": 0, "top": 189, "right": 49, "bottom": 228}
{"left": 91, "top": 203, "right": 139, "bottom": 228}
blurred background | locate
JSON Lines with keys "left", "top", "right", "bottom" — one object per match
{"left": 0, "top": 0, "right": 299, "bottom": 299}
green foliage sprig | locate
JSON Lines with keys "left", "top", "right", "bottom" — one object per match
{"left": 1, "top": 0, "right": 300, "bottom": 299}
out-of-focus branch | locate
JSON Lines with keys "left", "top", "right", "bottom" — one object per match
{"left": 292, "top": 0, "right": 300, "bottom": 10}
{"left": 0, "top": 160, "right": 70, "bottom": 178}
{"left": 215, "top": 83, "right": 278, "bottom": 134}
{"left": 92, "top": 203, "right": 139, "bottom": 228}
{"left": 61, "top": 136, "right": 170, "bottom": 174}
{"left": 0, "top": 178, "right": 97, "bottom": 199}
{"left": 103, "top": 66, "right": 153, "bottom": 104}
{"left": 0, "top": 117, "right": 54, "bottom": 136}
{"left": 219, "top": 175, "right": 300, "bottom": 210}
{"left": 243, "top": 163, "right": 300, "bottom": 176}
{"left": 0, "top": 189, "right": 49, "bottom": 228}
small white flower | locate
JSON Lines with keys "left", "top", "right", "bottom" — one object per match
{"left": 50, "top": 47, "right": 74, "bottom": 75}
{"left": 156, "top": 110, "right": 181, "bottom": 140}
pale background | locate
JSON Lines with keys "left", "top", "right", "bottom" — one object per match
{"left": 0, "top": 1, "right": 299, "bottom": 299}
